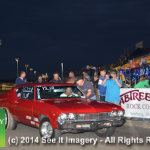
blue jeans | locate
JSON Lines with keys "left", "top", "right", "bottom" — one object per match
{"left": 111, "top": 101, "right": 120, "bottom": 105}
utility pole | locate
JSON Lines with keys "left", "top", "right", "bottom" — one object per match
{"left": 25, "top": 64, "right": 29, "bottom": 74}
{"left": 61, "top": 63, "right": 63, "bottom": 82}
{"left": 30, "top": 68, "right": 33, "bottom": 81}
{"left": 34, "top": 71, "right": 36, "bottom": 80}
{"left": 15, "top": 58, "right": 19, "bottom": 78}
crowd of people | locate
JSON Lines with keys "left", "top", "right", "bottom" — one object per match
{"left": 15, "top": 65, "right": 123, "bottom": 105}
{"left": 15, "top": 64, "right": 150, "bottom": 106}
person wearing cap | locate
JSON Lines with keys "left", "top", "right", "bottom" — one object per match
{"left": 83, "top": 73, "right": 91, "bottom": 82}
{"left": 97, "top": 69, "right": 107, "bottom": 101}
{"left": 35, "top": 74, "right": 46, "bottom": 83}
{"left": 76, "top": 76, "right": 96, "bottom": 100}
{"left": 101, "top": 69, "right": 122, "bottom": 105}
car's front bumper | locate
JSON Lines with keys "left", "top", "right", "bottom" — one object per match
{"left": 58, "top": 117, "right": 125, "bottom": 131}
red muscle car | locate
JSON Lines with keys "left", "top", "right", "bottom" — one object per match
{"left": 0, "top": 83, "right": 125, "bottom": 140}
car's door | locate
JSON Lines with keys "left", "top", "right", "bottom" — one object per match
{"left": 15, "top": 86, "right": 35, "bottom": 125}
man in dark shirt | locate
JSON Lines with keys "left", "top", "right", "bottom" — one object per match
{"left": 66, "top": 71, "right": 76, "bottom": 83}
{"left": 35, "top": 74, "right": 46, "bottom": 83}
{"left": 50, "top": 72, "right": 62, "bottom": 83}
{"left": 86, "top": 65, "right": 95, "bottom": 82}
{"left": 93, "top": 75, "right": 99, "bottom": 88}
{"left": 76, "top": 77, "right": 96, "bottom": 100}
{"left": 15, "top": 71, "right": 28, "bottom": 86}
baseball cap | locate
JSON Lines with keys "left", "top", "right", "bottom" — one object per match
{"left": 76, "top": 76, "right": 83, "bottom": 82}
{"left": 94, "top": 74, "right": 98, "bottom": 78}
{"left": 83, "top": 73, "right": 91, "bottom": 81}
{"left": 110, "top": 70, "right": 117, "bottom": 74}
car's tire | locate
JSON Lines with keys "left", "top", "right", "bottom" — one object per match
{"left": 39, "top": 118, "right": 61, "bottom": 141}
{"left": 5, "top": 108, "right": 18, "bottom": 130}
{"left": 95, "top": 127, "right": 115, "bottom": 137}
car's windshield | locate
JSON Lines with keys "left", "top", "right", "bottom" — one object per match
{"left": 36, "top": 85, "right": 84, "bottom": 100}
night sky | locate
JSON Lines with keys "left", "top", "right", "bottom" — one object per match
{"left": 0, "top": 0, "right": 150, "bottom": 80}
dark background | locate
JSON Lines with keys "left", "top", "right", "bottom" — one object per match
{"left": 0, "top": 0, "right": 150, "bottom": 80}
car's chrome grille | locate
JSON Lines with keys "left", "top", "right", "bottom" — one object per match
{"left": 73, "top": 113, "right": 112, "bottom": 122}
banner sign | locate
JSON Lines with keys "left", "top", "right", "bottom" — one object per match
{"left": 114, "top": 56, "right": 150, "bottom": 70}
{"left": 120, "top": 88, "right": 150, "bottom": 118}
{"left": 0, "top": 109, "right": 5, "bottom": 147}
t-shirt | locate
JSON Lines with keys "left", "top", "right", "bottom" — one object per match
{"left": 134, "top": 80, "right": 150, "bottom": 88}
{"left": 105, "top": 79, "right": 122, "bottom": 102}
{"left": 66, "top": 76, "right": 77, "bottom": 82}
{"left": 93, "top": 79, "right": 98, "bottom": 88}
{"left": 50, "top": 78, "right": 62, "bottom": 83}
{"left": 142, "top": 59, "right": 146, "bottom": 63}
{"left": 60, "top": 93, "right": 78, "bottom": 97}
{"left": 15, "top": 77, "right": 28, "bottom": 86}
{"left": 98, "top": 76, "right": 106, "bottom": 96}
{"left": 34, "top": 79, "right": 46, "bottom": 83}
{"left": 78, "top": 81, "right": 95, "bottom": 99}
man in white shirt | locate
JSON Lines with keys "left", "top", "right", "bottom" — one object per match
{"left": 60, "top": 87, "right": 78, "bottom": 97}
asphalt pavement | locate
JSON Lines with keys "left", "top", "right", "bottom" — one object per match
{"left": 2, "top": 120, "right": 150, "bottom": 150}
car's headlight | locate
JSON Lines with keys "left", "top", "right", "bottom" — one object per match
{"left": 68, "top": 113, "right": 76, "bottom": 120}
{"left": 118, "top": 110, "right": 125, "bottom": 117}
{"left": 60, "top": 113, "right": 68, "bottom": 120}
{"left": 110, "top": 111, "right": 117, "bottom": 117}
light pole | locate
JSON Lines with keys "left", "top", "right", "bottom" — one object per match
{"left": 25, "top": 64, "right": 29, "bottom": 74}
{"left": 30, "top": 68, "right": 33, "bottom": 81}
{"left": 15, "top": 58, "right": 19, "bottom": 78}
{"left": 34, "top": 71, "right": 36, "bottom": 80}
{"left": 61, "top": 63, "right": 63, "bottom": 82}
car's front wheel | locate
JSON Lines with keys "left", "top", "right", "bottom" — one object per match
{"left": 95, "top": 127, "right": 115, "bottom": 137}
{"left": 39, "top": 118, "right": 61, "bottom": 141}
{"left": 5, "top": 108, "right": 18, "bottom": 130}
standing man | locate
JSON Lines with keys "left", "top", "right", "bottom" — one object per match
{"left": 15, "top": 71, "right": 28, "bottom": 86}
{"left": 92, "top": 74, "right": 99, "bottom": 100}
{"left": 50, "top": 72, "right": 62, "bottom": 83}
{"left": 66, "top": 71, "right": 76, "bottom": 83}
{"left": 86, "top": 65, "right": 94, "bottom": 82}
{"left": 35, "top": 74, "right": 46, "bottom": 83}
{"left": 97, "top": 69, "right": 107, "bottom": 101}
{"left": 76, "top": 77, "right": 96, "bottom": 100}
{"left": 102, "top": 70, "right": 122, "bottom": 105}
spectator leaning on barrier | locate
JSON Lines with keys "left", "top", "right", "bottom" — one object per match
{"left": 35, "top": 74, "right": 46, "bottom": 83}
{"left": 97, "top": 69, "right": 107, "bottom": 101}
{"left": 134, "top": 75, "right": 150, "bottom": 88}
{"left": 15, "top": 71, "right": 28, "bottom": 86}
{"left": 50, "top": 72, "right": 62, "bottom": 83}
{"left": 76, "top": 76, "right": 96, "bottom": 100}
{"left": 102, "top": 70, "right": 122, "bottom": 105}
{"left": 66, "top": 71, "right": 76, "bottom": 84}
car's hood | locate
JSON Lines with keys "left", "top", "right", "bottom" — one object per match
{"left": 42, "top": 98, "right": 123, "bottom": 114}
